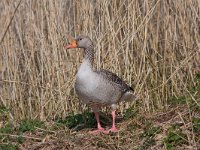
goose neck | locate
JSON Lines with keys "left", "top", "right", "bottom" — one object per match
{"left": 84, "top": 45, "right": 94, "bottom": 66}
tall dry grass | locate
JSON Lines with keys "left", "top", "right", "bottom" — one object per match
{"left": 0, "top": 0, "right": 199, "bottom": 121}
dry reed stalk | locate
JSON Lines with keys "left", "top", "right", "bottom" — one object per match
{"left": 0, "top": 0, "right": 199, "bottom": 122}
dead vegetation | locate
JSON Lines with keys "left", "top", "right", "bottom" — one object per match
{"left": 0, "top": 104, "right": 199, "bottom": 149}
{"left": 0, "top": 0, "right": 199, "bottom": 149}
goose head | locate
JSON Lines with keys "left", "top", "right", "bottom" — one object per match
{"left": 66, "top": 35, "right": 93, "bottom": 49}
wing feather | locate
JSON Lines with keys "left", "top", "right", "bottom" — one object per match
{"left": 95, "top": 69, "right": 133, "bottom": 93}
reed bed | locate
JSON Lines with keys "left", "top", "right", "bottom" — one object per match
{"left": 0, "top": 0, "right": 199, "bottom": 121}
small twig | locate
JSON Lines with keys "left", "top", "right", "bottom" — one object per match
{"left": 35, "top": 127, "right": 57, "bottom": 134}
{"left": 0, "top": 0, "right": 23, "bottom": 45}
{"left": 0, "top": 133, "right": 42, "bottom": 141}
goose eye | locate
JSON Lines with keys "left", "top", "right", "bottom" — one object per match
{"left": 79, "top": 38, "right": 82, "bottom": 41}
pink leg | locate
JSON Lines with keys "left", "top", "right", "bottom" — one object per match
{"left": 103, "top": 110, "right": 118, "bottom": 134}
{"left": 89, "top": 112, "right": 105, "bottom": 134}
{"left": 110, "top": 110, "right": 118, "bottom": 132}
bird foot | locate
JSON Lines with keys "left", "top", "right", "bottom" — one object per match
{"left": 102, "top": 127, "right": 118, "bottom": 134}
{"left": 89, "top": 127, "right": 105, "bottom": 134}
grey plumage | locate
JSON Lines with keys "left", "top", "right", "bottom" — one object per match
{"left": 66, "top": 35, "right": 136, "bottom": 133}
{"left": 72, "top": 35, "right": 136, "bottom": 111}
{"left": 95, "top": 69, "right": 133, "bottom": 93}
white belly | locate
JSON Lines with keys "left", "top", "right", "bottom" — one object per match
{"left": 74, "top": 60, "right": 121, "bottom": 105}
{"left": 75, "top": 60, "right": 98, "bottom": 92}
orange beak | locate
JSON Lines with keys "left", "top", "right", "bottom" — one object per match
{"left": 66, "top": 40, "right": 77, "bottom": 49}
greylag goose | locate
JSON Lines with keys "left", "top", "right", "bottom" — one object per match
{"left": 66, "top": 35, "right": 136, "bottom": 134}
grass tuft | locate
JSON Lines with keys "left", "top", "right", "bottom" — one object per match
{"left": 192, "top": 117, "right": 200, "bottom": 132}
{"left": 56, "top": 111, "right": 96, "bottom": 130}
{"left": 164, "top": 125, "right": 188, "bottom": 149}
{"left": 123, "top": 106, "right": 139, "bottom": 120}
{"left": 140, "top": 126, "right": 162, "bottom": 149}
{"left": 0, "top": 143, "right": 18, "bottom": 150}
{"left": 0, "top": 123, "right": 13, "bottom": 134}
{"left": 19, "top": 119, "right": 45, "bottom": 133}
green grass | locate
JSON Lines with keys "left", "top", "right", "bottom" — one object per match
{"left": 0, "top": 122, "right": 14, "bottom": 142}
{"left": 0, "top": 143, "right": 18, "bottom": 150}
{"left": 0, "top": 123, "right": 13, "bottom": 134}
{"left": 126, "top": 122, "right": 139, "bottom": 131}
{"left": 56, "top": 111, "right": 96, "bottom": 130}
{"left": 164, "top": 125, "right": 188, "bottom": 150}
{"left": 18, "top": 119, "right": 45, "bottom": 133}
{"left": 0, "top": 119, "right": 43, "bottom": 144}
{"left": 0, "top": 107, "right": 198, "bottom": 149}
{"left": 123, "top": 105, "right": 139, "bottom": 120}
{"left": 168, "top": 72, "right": 200, "bottom": 113}
{"left": 0, "top": 106, "right": 10, "bottom": 114}
{"left": 168, "top": 96, "right": 187, "bottom": 106}
{"left": 164, "top": 80, "right": 200, "bottom": 150}
{"left": 192, "top": 117, "right": 200, "bottom": 132}
{"left": 141, "top": 126, "right": 162, "bottom": 138}
{"left": 0, "top": 106, "right": 10, "bottom": 124}
{"left": 140, "top": 126, "right": 162, "bottom": 149}
{"left": 192, "top": 72, "right": 200, "bottom": 88}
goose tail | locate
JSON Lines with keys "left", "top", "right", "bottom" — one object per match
{"left": 120, "top": 90, "right": 137, "bottom": 102}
